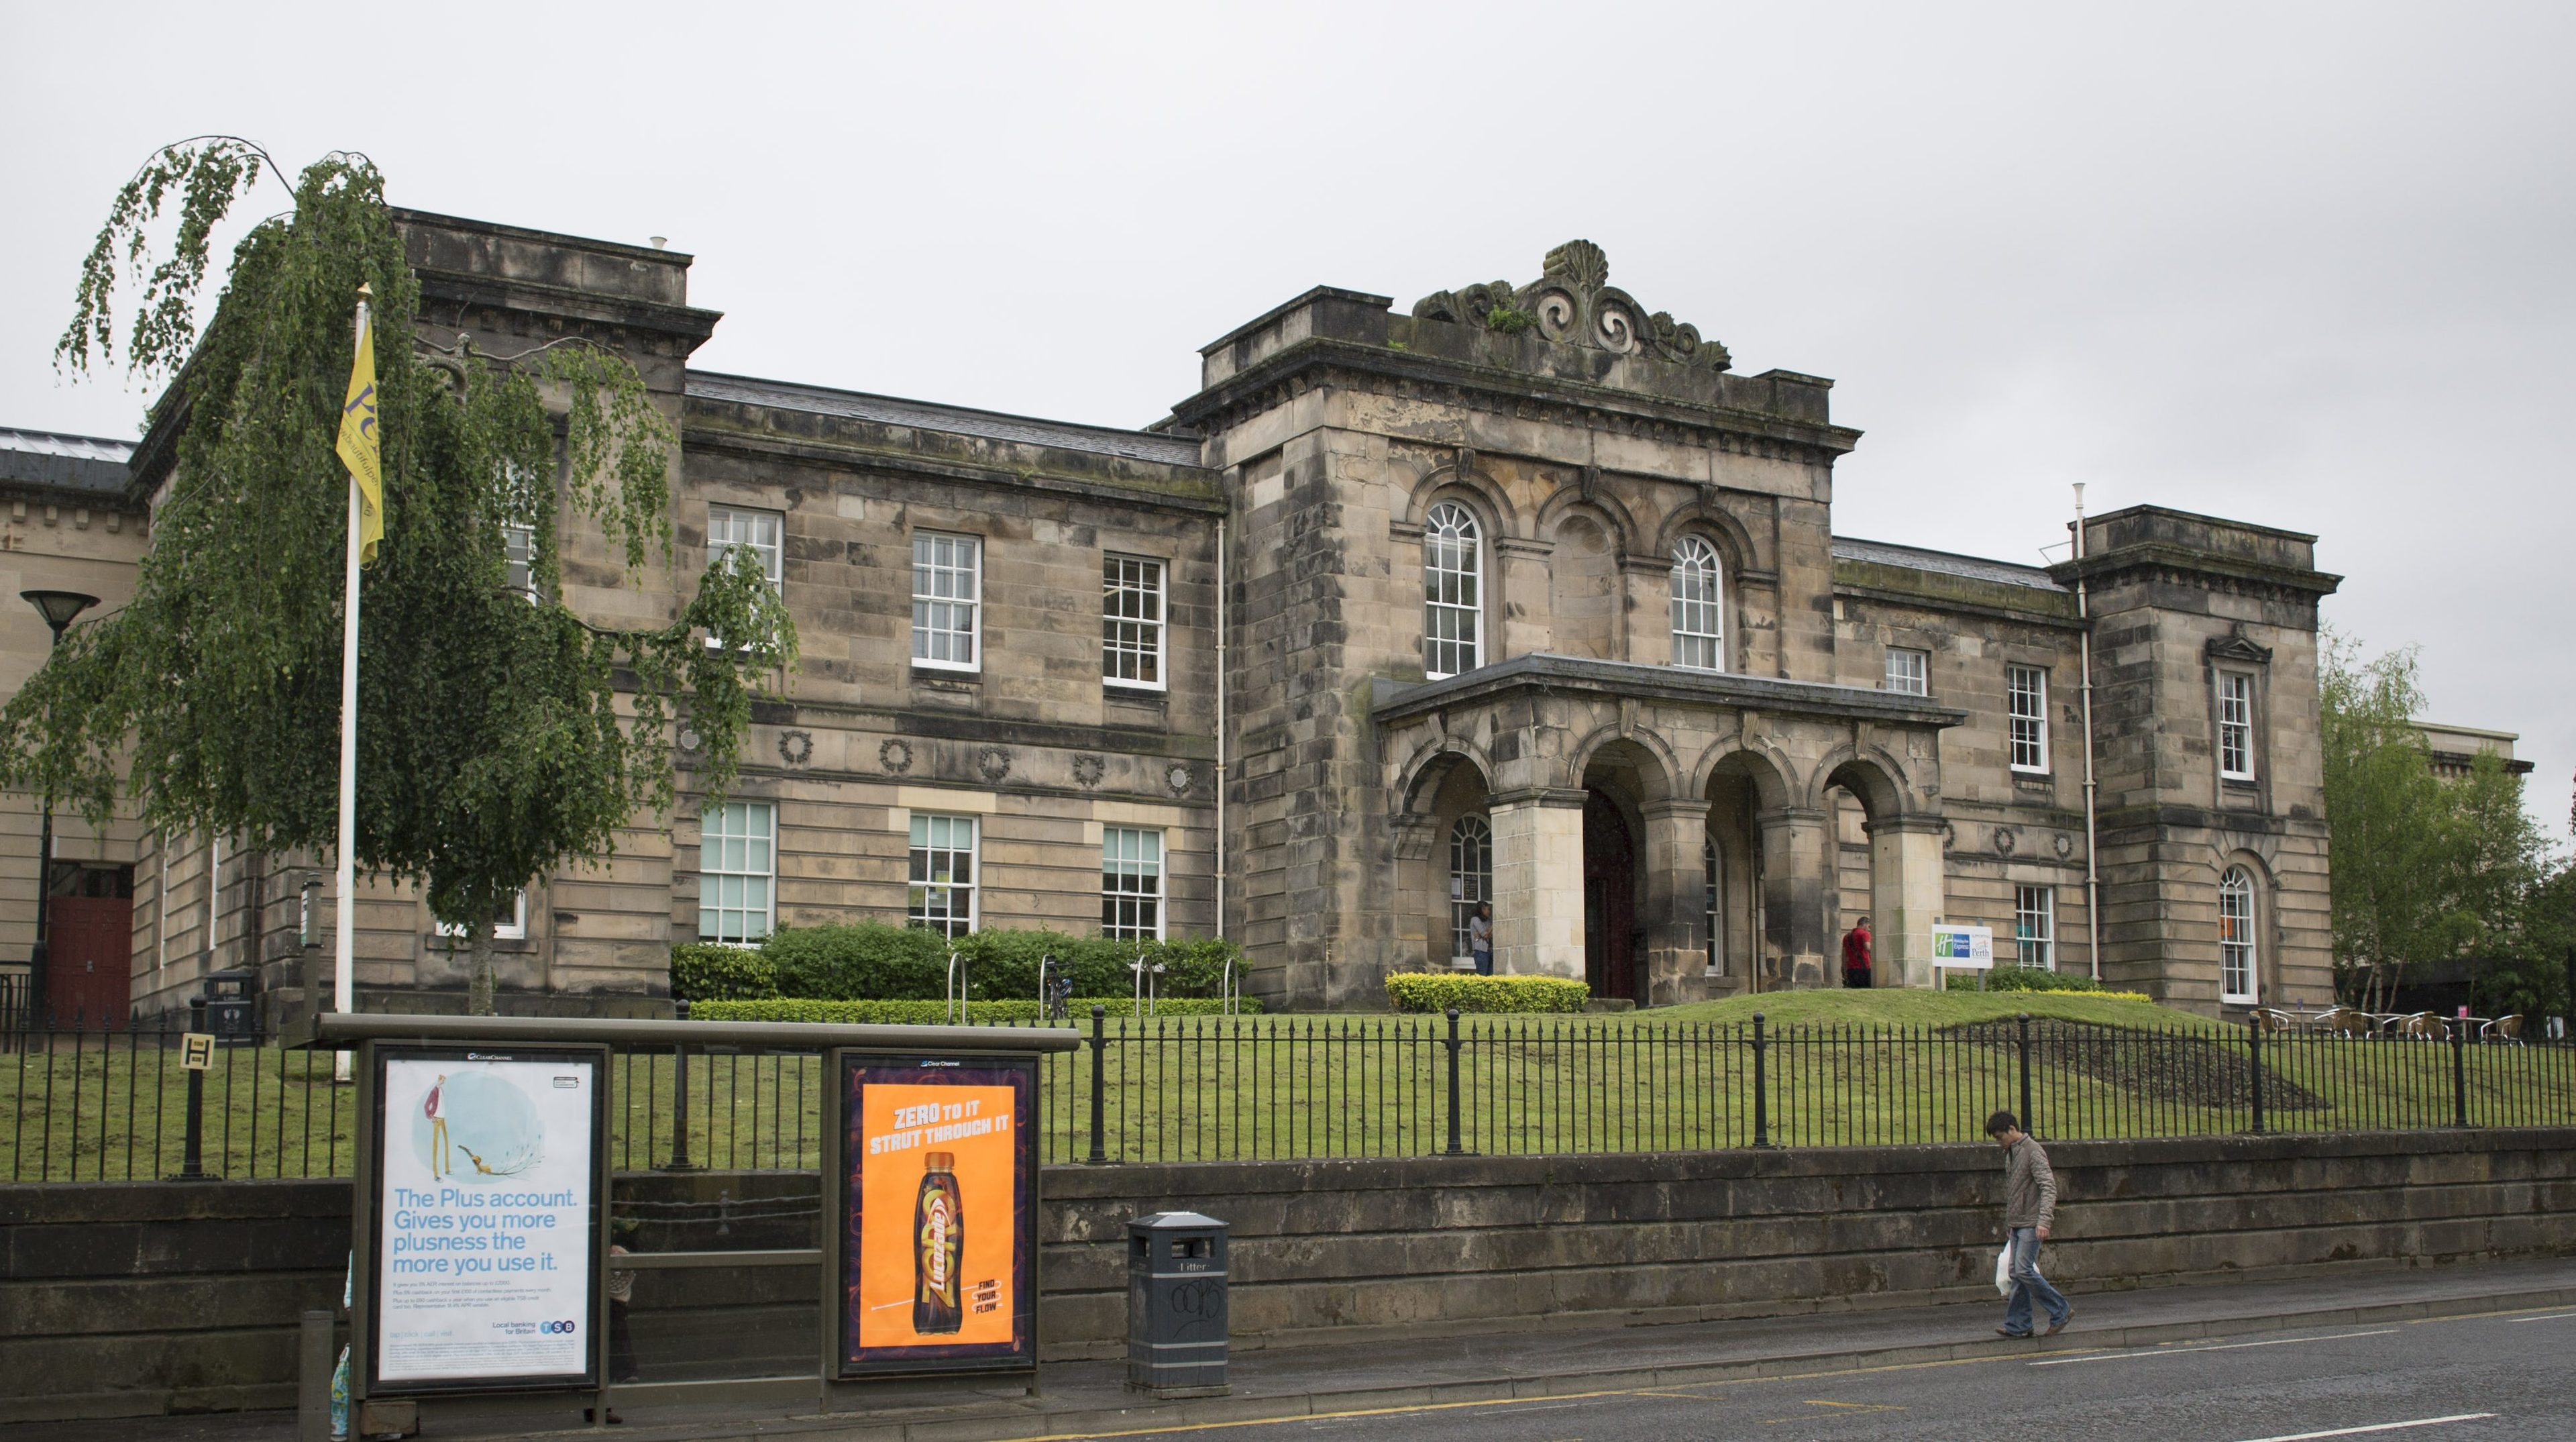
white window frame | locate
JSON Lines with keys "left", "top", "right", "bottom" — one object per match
{"left": 439, "top": 890, "right": 529, "bottom": 942}
{"left": 2007, "top": 664, "right": 2051, "bottom": 774}
{"left": 1448, "top": 815, "right": 1493, "bottom": 962}
{"left": 501, "top": 521, "right": 539, "bottom": 602}
{"left": 1100, "top": 826, "right": 1165, "bottom": 940}
{"left": 1422, "top": 502, "right": 1484, "bottom": 680}
{"left": 2217, "top": 671, "right": 2256, "bottom": 781}
{"left": 1704, "top": 836, "right": 1725, "bottom": 974}
{"left": 908, "top": 813, "right": 978, "bottom": 937}
{"left": 2015, "top": 885, "right": 2055, "bottom": 971}
{"left": 2219, "top": 867, "right": 2259, "bottom": 1005}
{"left": 1669, "top": 535, "right": 1726, "bottom": 672}
{"left": 708, "top": 505, "right": 785, "bottom": 585}
{"left": 1884, "top": 647, "right": 1929, "bottom": 697}
{"left": 912, "top": 532, "right": 982, "bottom": 672}
{"left": 698, "top": 801, "right": 777, "bottom": 944}
{"left": 1102, "top": 554, "right": 1167, "bottom": 691}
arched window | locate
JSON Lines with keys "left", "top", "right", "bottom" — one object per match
{"left": 1449, "top": 815, "right": 1493, "bottom": 962}
{"left": 2218, "top": 866, "right": 2258, "bottom": 1005}
{"left": 1424, "top": 502, "right": 1483, "bottom": 679}
{"left": 1670, "top": 535, "right": 1725, "bottom": 671}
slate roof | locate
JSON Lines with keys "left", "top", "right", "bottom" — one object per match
{"left": 1831, "top": 536, "right": 2065, "bottom": 593}
{"left": 0, "top": 427, "right": 135, "bottom": 495}
{"left": 686, "top": 372, "right": 1207, "bottom": 468}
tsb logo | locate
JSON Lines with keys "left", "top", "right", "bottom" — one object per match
{"left": 540, "top": 1320, "right": 579, "bottom": 1335}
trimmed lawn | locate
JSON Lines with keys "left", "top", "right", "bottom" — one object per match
{"left": 1647, "top": 988, "right": 2224, "bottom": 1032}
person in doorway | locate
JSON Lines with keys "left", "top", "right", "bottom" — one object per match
{"left": 1470, "top": 903, "right": 1494, "bottom": 976}
{"left": 1986, "top": 1110, "right": 2072, "bottom": 1338}
{"left": 1841, "top": 918, "right": 1873, "bottom": 988}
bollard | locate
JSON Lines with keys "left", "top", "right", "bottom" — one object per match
{"left": 176, "top": 994, "right": 209, "bottom": 1180}
{"left": 1086, "top": 1004, "right": 1109, "bottom": 1164}
{"left": 1751, "top": 1012, "right": 1771, "bottom": 1149}
{"left": 664, "top": 998, "right": 697, "bottom": 1171}
{"left": 1443, "top": 1008, "right": 1464, "bottom": 1155}
{"left": 298, "top": 1309, "right": 335, "bottom": 1442}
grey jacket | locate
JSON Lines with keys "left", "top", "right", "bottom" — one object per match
{"left": 2003, "top": 1135, "right": 2059, "bottom": 1232}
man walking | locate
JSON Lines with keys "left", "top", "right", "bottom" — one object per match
{"left": 1986, "top": 1110, "right": 2071, "bottom": 1337}
{"left": 1841, "top": 917, "right": 1872, "bottom": 988}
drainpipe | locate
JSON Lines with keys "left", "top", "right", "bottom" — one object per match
{"left": 1215, "top": 518, "right": 1228, "bottom": 944}
{"left": 2074, "top": 484, "right": 2102, "bottom": 982}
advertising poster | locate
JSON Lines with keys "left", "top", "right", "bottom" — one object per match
{"left": 372, "top": 1049, "right": 600, "bottom": 1390}
{"left": 1932, "top": 923, "right": 1996, "bottom": 968}
{"left": 840, "top": 1055, "right": 1036, "bottom": 1375}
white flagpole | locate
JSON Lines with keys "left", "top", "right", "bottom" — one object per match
{"left": 332, "top": 293, "right": 368, "bottom": 1083}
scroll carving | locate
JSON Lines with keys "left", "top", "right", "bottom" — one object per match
{"left": 1411, "top": 238, "right": 1731, "bottom": 372}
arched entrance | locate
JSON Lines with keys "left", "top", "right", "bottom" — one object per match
{"left": 1582, "top": 789, "right": 1639, "bottom": 1003}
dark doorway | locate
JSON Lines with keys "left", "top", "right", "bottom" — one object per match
{"left": 1582, "top": 790, "right": 1638, "bottom": 1003}
{"left": 45, "top": 862, "right": 134, "bottom": 1029}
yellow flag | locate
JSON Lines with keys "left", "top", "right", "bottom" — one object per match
{"left": 335, "top": 292, "right": 384, "bottom": 564}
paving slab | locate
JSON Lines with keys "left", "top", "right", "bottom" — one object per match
{"left": 14, "top": 1257, "right": 2575, "bottom": 1442}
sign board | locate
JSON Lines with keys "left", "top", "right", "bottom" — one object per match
{"left": 834, "top": 1051, "right": 1038, "bottom": 1378}
{"left": 180, "top": 1033, "right": 215, "bottom": 1070}
{"left": 1930, "top": 924, "right": 1996, "bottom": 970}
{"left": 366, "top": 1045, "right": 605, "bottom": 1395}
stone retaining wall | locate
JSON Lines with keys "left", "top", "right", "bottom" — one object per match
{"left": 6, "top": 1128, "right": 2571, "bottom": 1420}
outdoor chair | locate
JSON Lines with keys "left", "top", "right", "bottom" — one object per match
{"left": 2318, "top": 1007, "right": 2377, "bottom": 1039}
{"left": 2481, "top": 1013, "right": 2524, "bottom": 1045}
{"left": 2381, "top": 1011, "right": 2441, "bottom": 1040}
{"left": 2249, "top": 1007, "right": 2296, "bottom": 1035}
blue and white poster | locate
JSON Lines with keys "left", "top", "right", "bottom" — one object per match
{"left": 375, "top": 1053, "right": 598, "bottom": 1386}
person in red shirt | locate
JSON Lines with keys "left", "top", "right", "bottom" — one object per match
{"left": 1841, "top": 918, "right": 1873, "bottom": 989}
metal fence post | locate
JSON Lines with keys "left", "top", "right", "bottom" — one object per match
{"left": 175, "top": 994, "right": 208, "bottom": 1180}
{"left": 664, "top": 998, "right": 697, "bottom": 1171}
{"left": 2247, "top": 1017, "right": 2266, "bottom": 1135}
{"left": 2017, "top": 1013, "right": 2035, "bottom": 1137}
{"left": 1751, "top": 1012, "right": 1771, "bottom": 1149}
{"left": 2451, "top": 1015, "right": 2470, "bottom": 1128}
{"left": 1444, "top": 1008, "right": 1464, "bottom": 1156}
{"left": 1086, "top": 1004, "right": 1108, "bottom": 1164}
{"left": 298, "top": 1308, "right": 335, "bottom": 1442}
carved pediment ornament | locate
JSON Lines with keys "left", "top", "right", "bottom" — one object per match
{"left": 1411, "top": 239, "right": 1732, "bottom": 372}
{"left": 2205, "top": 629, "right": 2274, "bottom": 666}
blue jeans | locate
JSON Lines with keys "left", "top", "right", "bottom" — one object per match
{"left": 1472, "top": 949, "right": 1493, "bottom": 976}
{"left": 2004, "top": 1226, "right": 2071, "bottom": 1334}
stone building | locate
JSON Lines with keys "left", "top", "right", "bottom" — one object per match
{"left": 2, "top": 216, "right": 2355, "bottom": 1024}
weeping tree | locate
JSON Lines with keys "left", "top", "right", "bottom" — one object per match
{"left": 8, "top": 139, "right": 795, "bottom": 1013}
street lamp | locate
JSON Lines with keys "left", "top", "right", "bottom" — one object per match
{"left": 21, "top": 589, "right": 97, "bottom": 1029}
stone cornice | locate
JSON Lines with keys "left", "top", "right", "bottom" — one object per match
{"left": 1371, "top": 653, "right": 1967, "bottom": 729}
{"left": 682, "top": 418, "right": 1228, "bottom": 517}
{"left": 412, "top": 268, "right": 722, "bottom": 352}
{"left": 1169, "top": 337, "right": 1862, "bottom": 463}
{"left": 2050, "top": 542, "right": 2341, "bottom": 601}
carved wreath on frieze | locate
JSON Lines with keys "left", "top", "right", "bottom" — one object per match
{"left": 1072, "top": 754, "right": 1106, "bottom": 788}
{"left": 1411, "top": 239, "right": 1732, "bottom": 372}
{"left": 979, "top": 748, "right": 1013, "bottom": 783}
{"left": 777, "top": 729, "right": 813, "bottom": 766}
{"left": 878, "top": 739, "right": 913, "bottom": 774}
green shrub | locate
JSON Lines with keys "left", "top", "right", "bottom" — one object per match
{"left": 750, "top": 921, "right": 1245, "bottom": 1003}
{"left": 1944, "top": 967, "right": 2153, "bottom": 1002}
{"left": 688, "top": 996, "right": 1259, "bottom": 1025}
{"left": 1384, "top": 972, "right": 1591, "bottom": 1014}
{"left": 670, "top": 943, "right": 776, "bottom": 1001}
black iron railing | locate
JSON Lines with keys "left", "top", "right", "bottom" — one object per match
{"left": 4, "top": 1009, "right": 2572, "bottom": 1182}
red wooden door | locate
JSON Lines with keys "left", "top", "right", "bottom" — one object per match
{"left": 46, "top": 894, "right": 133, "bottom": 1030}
{"left": 1582, "top": 790, "right": 1637, "bottom": 1004}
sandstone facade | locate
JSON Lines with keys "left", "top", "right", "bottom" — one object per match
{"left": 1, "top": 219, "right": 2342, "bottom": 1022}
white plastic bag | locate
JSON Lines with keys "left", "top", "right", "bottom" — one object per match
{"left": 1994, "top": 1245, "right": 2015, "bottom": 1297}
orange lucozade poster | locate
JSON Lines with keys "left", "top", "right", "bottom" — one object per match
{"left": 841, "top": 1058, "right": 1037, "bottom": 1374}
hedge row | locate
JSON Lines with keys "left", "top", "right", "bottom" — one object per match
{"left": 670, "top": 923, "right": 1245, "bottom": 1004}
{"left": 1384, "top": 973, "right": 1592, "bottom": 1014}
{"left": 687, "top": 996, "right": 1258, "bottom": 1025}
{"left": 1945, "top": 966, "right": 2151, "bottom": 1002}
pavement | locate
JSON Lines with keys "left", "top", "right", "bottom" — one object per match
{"left": 15, "top": 1257, "right": 2576, "bottom": 1442}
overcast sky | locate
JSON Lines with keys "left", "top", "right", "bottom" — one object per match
{"left": 5, "top": 2, "right": 2569, "bottom": 839}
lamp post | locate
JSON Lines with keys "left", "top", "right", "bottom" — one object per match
{"left": 21, "top": 589, "right": 98, "bottom": 1028}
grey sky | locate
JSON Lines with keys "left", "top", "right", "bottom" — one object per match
{"left": 5, "top": 1, "right": 2569, "bottom": 837}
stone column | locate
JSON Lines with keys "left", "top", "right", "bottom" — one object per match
{"left": 1758, "top": 807, "right": 1832, "bottom": 988}
{"left": 1866, "top": 817, "right": 1948, "bottom": 989}
{"left": 1489, "top": 787, "right": 1587, "bottom": 980}
{"left": 1639, "top": 797, "right": 1713, "bottom": 1004}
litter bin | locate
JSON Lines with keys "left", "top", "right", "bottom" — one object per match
{"left": 1126, "top": 1211, "right": 1228, "bottom": 1397}
{"left": 205, "top": 968, "right": 260, "bottom": 1046}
